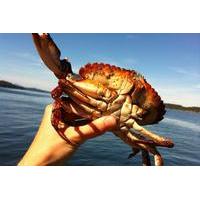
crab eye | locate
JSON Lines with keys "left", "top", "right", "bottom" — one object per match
{"left": 66, "top": 73, "right": 82, "bottom": 81}
{"left": 66, "top": 73, "right": 73, "bottom": 79}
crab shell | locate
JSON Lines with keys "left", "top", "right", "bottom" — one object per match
{"left": 79, "top": 62, "right": 166, "bottom": 126}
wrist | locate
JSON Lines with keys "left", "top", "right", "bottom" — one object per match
{"left": 18, "top": 140, "right": 77, "bottom": 166}
{"left": 18, "top": 123, "right": 80, "bottom": 166}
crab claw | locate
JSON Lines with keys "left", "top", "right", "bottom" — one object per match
{"left": 32, "top": 33, "right": 72, "bottom": 78}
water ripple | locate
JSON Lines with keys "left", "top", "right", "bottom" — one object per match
{"left": 163, "top": 118, "right": 200, "bottom": 132}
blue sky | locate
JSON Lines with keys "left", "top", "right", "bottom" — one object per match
{"left": 0, "top": 33, "right": 199, "bottom": 106}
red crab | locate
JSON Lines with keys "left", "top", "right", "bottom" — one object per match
{"left": 32, "top": 33, "right": 174, "bottom": 166}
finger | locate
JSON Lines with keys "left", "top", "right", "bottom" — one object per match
{"left": 64, "top": 116, "right": 117, "bottom": 144}
{"left": 79, "top": 116, "right": 117, "bottom": 138}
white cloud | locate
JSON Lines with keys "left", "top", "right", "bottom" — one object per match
{"left": 196, "top": 84, "right": 200, "bottom": 89}
{"left": 169, "top": 66, "right": 200, "bottom": 79}
{"left": 12, "top": 52, "right": 38, "bottom": 61}
{"left": 1, "top": 51, "right": 42, "bottom": 70}
{"left": 1, "top": 73, "right": 56, "bottom": 91}
{"left": 157, "top": 86, "right": 200, "bottom": 107}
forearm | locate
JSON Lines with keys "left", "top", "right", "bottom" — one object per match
{"left": 18, "top": 106, "right": 77, "bottom": 166}
{"left": 18, "top": 142, "right": 75, "bottom": 166}
{"left": 18, "top": 130, "right": 76, "bottom": 166}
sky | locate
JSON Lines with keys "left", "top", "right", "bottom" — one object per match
{"left": 0, "top": 33, "right": 199, "bottom": 106}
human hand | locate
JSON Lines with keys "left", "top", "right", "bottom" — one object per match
{"left": 18, "top": 104, "right": 117, "bottom": 166}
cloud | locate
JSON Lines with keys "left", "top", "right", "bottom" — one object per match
{"left": 0, "top": 52, "right": 57, "bottom": 91}
{"left": 1, "top": 73, "right": 56, "bottom": 91}
{"left": 9, "top": 51, "right": 42, "bottom": 66}
{"left": 196, "top": 84, "right": 200, "bottom": 89}
{"left": 156, "top": 86, "right": 200, "bottom": 107}
{"left": 169, "top": 66, "right": 200, "bottom": 79}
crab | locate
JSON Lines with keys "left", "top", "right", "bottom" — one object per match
{"left": 32, "top": 33, "right": 174, "bottom": 166}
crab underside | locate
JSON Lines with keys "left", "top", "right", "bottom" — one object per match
{"left": 32, "top": 33, "right": 174, "bottom": 166}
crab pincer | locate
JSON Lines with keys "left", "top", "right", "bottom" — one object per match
{"left": 32, "top": 33, "right": 72, "bottom": 78}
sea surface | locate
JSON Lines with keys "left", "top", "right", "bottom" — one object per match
{"left": 0, "top": 87, "right": 200, "bottom": 166}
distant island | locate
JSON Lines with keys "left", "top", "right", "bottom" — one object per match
{"left": 0, "top": 80, "right": 199, "bottom": 113}
{"left": 0, "top": 80, "right": 49, "bottom": 93}
{"left": 165, "top": 103, "right": 200, "bottom": 113}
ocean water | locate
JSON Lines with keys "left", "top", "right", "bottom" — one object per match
{"left": 0, "top": 87, "right": 200, "bottom": 166}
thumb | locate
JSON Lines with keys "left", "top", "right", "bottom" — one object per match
{"left": 65, "top": 116, "right": 117, "bottom": 144}
{"left": 79, "top": 116, "right": 117, "bottom": 139}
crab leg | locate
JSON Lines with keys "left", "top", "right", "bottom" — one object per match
{"left": 52, "top": 98, "right": 95, "bottom": 144}
{"left": 66, "top": 76, "right": 118, "bottom": 103}
{"left": 128, "top": 148, "right": 140, "bottom": 159}
{"left": 141, "top": 150, "right": 151, "bottom": 166}
{"left": 128, "top": 147, "right": 151, "bottom": 166}
{"left": 60, "top": 98, "right": 92, "bottom": 124}
{"left": 51, "top": 100, "right": 78, "bottom": 146}
{"left": 56, "top": 97, "right": 94, "bottom": 120}
{"left": 32, "top": 33, "right": 72, "bottom": 78}
{"left": 113, "top": 130, "right": 142, "bottom": 150}
{"left": 58, "top": 78, "right": 130, "bottom": 121}
{"left": 132, "top": 121, "right": 174, "bottom": 148}
{"left": 51, "top": 85, "right": 63, "bottom": 99}
{"left": 59, "top": 79, "right": 108, "bottom": 112}
{"left": 114, "top": 130, "right": 163, "bottom": 166}
{"left": 128, "top": 130, "right": 159, "bottom": 146}
{"left": 58, "top": 90, "right": 102, "bottom": 119}
{"left": 127, "top": 141, "right": 151, "bottom": 166}
{"left": 127, "top": 131, "right": 163, "bottom": 166}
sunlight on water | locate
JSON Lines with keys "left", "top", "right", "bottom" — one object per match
{"left": 164, "top": 118, "right": 200, "bottom": 132}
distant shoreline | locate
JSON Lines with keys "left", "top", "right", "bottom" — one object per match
{"left": 0, "top": 80, "right": 49, "bottom": 94}
{"left": 0, "top": 80, "right": 199, "bottom": 113}
{"left": 165, "top": 104, "right": 200, "bottom": 113}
